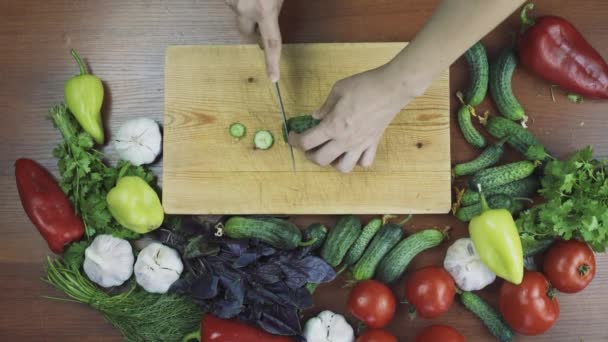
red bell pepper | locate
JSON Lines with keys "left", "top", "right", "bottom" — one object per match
{"left": 517, "top": 3, "right": 608, "bottom": 99}
{"left": 201, "top": 315, "right": 294, "bottom": 342}
{"left": 15, "top": 159, "right": 84, "bottom": 253}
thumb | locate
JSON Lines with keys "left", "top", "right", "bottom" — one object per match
{"left": 313, "top": 89, "right": 340, "bottom": 120}
{"left": 258, "top": 15, "right": 282, "bottom": 82}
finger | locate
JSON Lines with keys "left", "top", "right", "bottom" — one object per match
{"left": 288, "top": 120, "right": 333, "bottom": 151}
{"left": 359, "top": 141, "right": 380, "bottom": 168}
{"left": 236, "top": 15, "right": 256, "bottom": 36}
{"left": 313, "top": 89, "right": 340, "bottom": 120}
{"left": 306, "top": 140, "right": 345, "bottom": 167}
{"left": 335, "top": 148, "right": 365, "bottom": 173}
{"left": 258, "top": 15, "right": 282, "bottom": 82}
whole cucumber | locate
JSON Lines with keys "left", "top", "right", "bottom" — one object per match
{"left": 469, "top": 161, "right": 536, "bottom": 190}
{"left": 460, "top": 291, "right": 513, "bottom": 342}
{"left": 489, "top": 49, "right": 526, "bottom": 122}
{"left": 376, "top": 229, "right": 445, "bottom": 284}
{"left": 464, "top": 42, "right": 490, "bottom": 107}
{"left": 343, "top": 218, "right": 383, "bottom": 268}
{"left": 455, "top": 194, "right": 512, "bottom": 222}
{"left": 461, "top": 176, "right": 539, "bottom": 206}
{"left": 458, "top": 105, "right": 486, "bottom": 148}
{"left": 453, "top": 139, "right": 506, "bottom": 176}
{"left": 351, "top": 223, "right": 403, "bottom": 281}
{"left": 321, "top": 215, "right": 362, "bottom": 267}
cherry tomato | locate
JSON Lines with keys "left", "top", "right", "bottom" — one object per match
{"left": 348, "top": 280, "right": 396, "bottom": 328}
{"left": 415, "top": 325, "right": 465, "bottom": 342}
{"left": 543, "top": 240, "right": 596, "bottom": 293}
{"left": 356, "top": 329, "right": 398, "bottom": 342}
{"left": 405, "top": 266, "right": 455, "bottom": 319}
{"left": 499, "top": 271, "right": 559, "bottom": 335}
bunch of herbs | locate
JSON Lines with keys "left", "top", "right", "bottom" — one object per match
{"left": 517, "top": 146, "right": 608, "bottom": 251}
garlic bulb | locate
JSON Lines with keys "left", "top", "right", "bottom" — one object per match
{"left": 134, "top": 242, "right": 183, "bottom": 294}
{"left": 444, "top": 238, "right": 496, "bottom": 291}
{"left": 83, "top": 234, "right": 134, "bottom": 287}
{"left": 113, "top": 118, "right": 161, "bottom": 166}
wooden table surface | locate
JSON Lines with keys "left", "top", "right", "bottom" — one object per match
{"left": 1, "top": 1, "right": 607, "bottom": 341}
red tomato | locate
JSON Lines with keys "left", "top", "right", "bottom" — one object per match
{"left": 356, "top": 329, "right": 398, "bottom": 342}
{"left": 405, "top": 266, "right": 455, "bottom": 319}
{"left": 543, "top": 240, "right": 596, "bottom": 293}
{"left": 348, "top": 280, "right": 397, "bottom": 328}
{"left": 415, "top": 325, "right": 465, "bottom": 342}
{"left": 499, "top": 271, "right": 560, "bottom": 335}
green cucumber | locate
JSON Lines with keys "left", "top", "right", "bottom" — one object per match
{"left": 469, "top": 161, "right": 536, "bottom": 190}
{"left": 458, "top": 105, "right": 486, "bottom": 148}
{"left": 485, "top": 116, "right": 548, "bottom": 160}
{"left": 522, "top": 238, "right": 555, "bottom": 257}
{"left": 461, "top": 176, "right": 539, "bottom": 206}
{"left": 464, "top": 42, "right": 490, "bottom": 107}
{"left": 229, "top": 122, "right": 246, "bottom": 138}
{"left": 321, "top": 215, "right": 362, "bottom": 267}
{"left": 455, "top": 194, "right": 512, "bottom": 222}
{"left": 376, "top": 229, "right": 446, "bottom": 284}
{"left": 453, "top": 138, "right": 506, "bottom": 176}
{"left": 302, "top": 223, "right": 328, "bottom": 251}
{"left": 489, "top": 49, "right": 526, "bottom": 122}
{"left": 460, "top": 291, "right": 513, "bottom": 342}
{"left": 282, "top": 115, "right": 321, "bottom": 142}
{"left": 223, "top": 217, "right": 302, "bottom": 250}
{"left": 342, "top": 218, "right": 383, "bottom": 268}
{"left": 253, "top": 130, "right": 274, "bottom": 150}
{"left": 351, "top": 223, "right": 404, "bottom": 281}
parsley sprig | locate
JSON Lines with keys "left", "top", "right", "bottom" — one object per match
{"left": 517, "top": 146, "right": 608, "bottom": 251}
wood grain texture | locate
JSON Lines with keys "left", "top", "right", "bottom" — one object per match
{"left": 1, "top": 0, "right": 608, "bottom": 341}
{"left": 164, "top": 43, "right": 450, "bottom": 214}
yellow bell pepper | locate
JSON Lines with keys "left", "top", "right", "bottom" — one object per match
{"left": 106, "top": 176, "right": 164, "bottom": 234}
{"left": 469, "top": 187, "right": 523, "bottom": 284}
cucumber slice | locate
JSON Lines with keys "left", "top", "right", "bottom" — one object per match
{"left": 229, "top": 123, "right": 246, "bottom": 138}
{"left": 253, "top": 130, "right": 274, "bottom": 150}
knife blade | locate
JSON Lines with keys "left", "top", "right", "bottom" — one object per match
{"left": 273, "top": 82, "right": 296, "bottom": 172}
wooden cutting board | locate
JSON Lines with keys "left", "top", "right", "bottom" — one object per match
{"left": 163, "top": 43, "right": 450, "bottom": 214}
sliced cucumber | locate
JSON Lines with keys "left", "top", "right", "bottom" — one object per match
{"left": 253, "top": 130, "right": 274, "bottom": 150}
{"left": 229, "top": 123, "right": 246, "bottom": 139}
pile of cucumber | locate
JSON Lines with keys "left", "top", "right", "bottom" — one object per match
{"left": 453, "top": 42, "right": 549, "bottom": 222}
{"left": 320, "top": 215, "right": 446, "bottom": 284}
{"left": 222, "top": 215, "right": 446, "bottom": 286}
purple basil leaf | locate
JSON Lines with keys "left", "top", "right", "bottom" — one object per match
{"left": 213, "top": 298, "right": 242, "bottom": 319}
{"left": 253, "top": 263, "right": 282, "bottom": 284}
{"left": 190, "top": 274, "right": 219, "bottom": 300}
{"left": 294, "top": 256, "right": 337, "bottom": 284}
{"left": 233, "top": 252, "right": 261, "bottom": 268}
{"left": 280, "top": 264, "right": 309, "bottom": 289}
{"left": 219, "top": 273, "right": 245, "bottom": 304}
{"left": 290, "top": 287, "right": 314, "bottom": 309}
{"left": 225, "top": 239, "right": 249, "bottom": 256}
{"left": 257, "top": 305, "right": 302, "bottom": 336}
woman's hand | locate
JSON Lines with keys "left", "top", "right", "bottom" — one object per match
{"left": 225, "top": 0, "right": 284, "bottom": 82}
{"left": 288, "top": 64, "right": 431, "bottom": 173}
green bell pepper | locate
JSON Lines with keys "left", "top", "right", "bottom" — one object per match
{"left": 64, "top": 49, "right": 105, "bottom": 144}
{"left": 469, "top": 187, "right": 523, "bottom": 284}
{"left": 106, "top": 176, "right": 164, "bottom": 234}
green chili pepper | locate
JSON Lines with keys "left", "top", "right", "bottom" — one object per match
{"left": 64, "top": 49, "right": 105, "bottom": 144}
{"left": 469, "top": 185, "right": 523, "bottom": 284}
{"left": 106, "top": 176, "right": 164, "bottom": 234}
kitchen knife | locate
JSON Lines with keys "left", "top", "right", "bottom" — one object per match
{"left": 273, "top": 82, "right": 296, "bottom": 172}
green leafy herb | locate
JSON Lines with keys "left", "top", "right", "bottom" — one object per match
{"left": 45, "top": 258, "right": 202, "bottom": 342}
{"left": 50, "top": 104, "right": 155, "bottom": 239}
{"left": 62, "top": 241, "right": 89, "bottom": 271}
{"left": 517, "top": 146, "right": 608, "bottom": 251}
